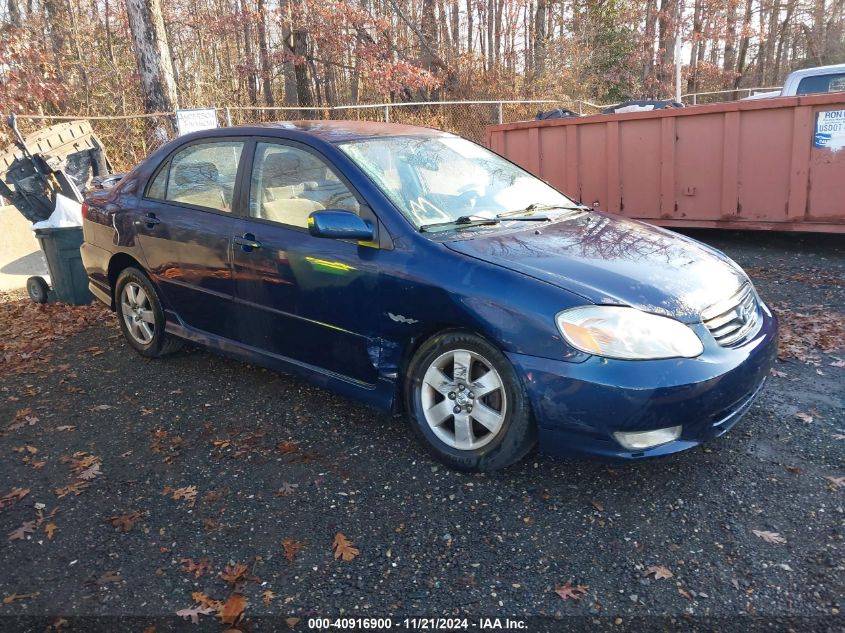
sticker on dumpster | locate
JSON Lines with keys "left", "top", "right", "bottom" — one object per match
{"left": 175, "top": 108, "right": 219, "bottom": 136}
{"left": 814, "top": 109, "right": 845, "bottom": 150}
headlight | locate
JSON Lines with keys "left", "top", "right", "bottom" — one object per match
{"left": 556, "top": 306, "right": 703, "bottom": 360}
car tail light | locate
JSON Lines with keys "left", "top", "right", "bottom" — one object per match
{"left": 81, "top": 202, "right": 88, "bottom": 219}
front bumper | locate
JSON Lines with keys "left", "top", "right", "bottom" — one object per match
{"left": 507, "top": 308, "right": 778, "bottom": 460}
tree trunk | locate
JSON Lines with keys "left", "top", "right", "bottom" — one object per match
{"left": 466, "top": 0, "right": 473, "bottom": 55}
{"left": 292, "top": 28, "right": 312, "bottom": 108}
{"left": 256, "top": 0, "right": 274, "bottom": 107}
{"left": 8, "top": 0, "right": 22, "bottom": 27}
{"left": 279, "top": 0, "right": 299, "bottom": 106}
{"left": 642, "top": 0, "right": 658, "bottom": 89}
{"left": 723, "top": 0, "right": 738, "bottom": 75}
{"left": 533, "top": 0, "right": 546, "bottom": 77}
{"left": 734, "top": 0, "right": 754, "bottom": 87}
{"left": 687, "top": 0, "right": 702, "bottom": 93}
{"left": 124, "top": 0, "right": 178, "bottom": 139}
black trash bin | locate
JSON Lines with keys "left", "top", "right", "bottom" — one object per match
{"left": 28, "top": 227, "right": 93, "bottom": 305}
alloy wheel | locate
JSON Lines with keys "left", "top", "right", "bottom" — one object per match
{"left": 420, "top": 348, "right": 507, "bottom": 450}
{"left": 120, "top": 281, "right": 155, "bottom": 345}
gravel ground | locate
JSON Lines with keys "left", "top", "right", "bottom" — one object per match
{"left": 0, "top": 229, "right": 843, "bottom": 633}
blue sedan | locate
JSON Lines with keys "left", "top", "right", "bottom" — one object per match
{"left": 80, "top": 121, "right": 777, "bottom": 471}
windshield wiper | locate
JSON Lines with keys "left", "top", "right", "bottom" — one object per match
{"left": 419, "top": 215, "right": 501, "bottom": 232}
{"left": 497, "top": 203, "right": 588, "bottom": 218}
{"left": 419, "top": 213, "right": 558, "bottom": 232}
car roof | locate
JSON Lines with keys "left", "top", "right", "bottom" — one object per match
{"left": 786, "top": 63, "right": 845, "bottom": 79}
{"left": 208, "top": 120, "right": 454, "bottom": 143}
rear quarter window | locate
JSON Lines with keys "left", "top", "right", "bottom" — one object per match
{"left": 796, "top": 73, "right": 845, "bottom": 95}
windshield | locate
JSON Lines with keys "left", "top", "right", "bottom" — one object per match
{"left": 338, "top": 135, "right": 578, "bottom": 229}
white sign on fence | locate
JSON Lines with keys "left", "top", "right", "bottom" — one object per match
{"left": 814, "top": 109, "right": 845, "bottom": 150}
{"left": 175, "top": 108, "right": 218, "bottom": 136}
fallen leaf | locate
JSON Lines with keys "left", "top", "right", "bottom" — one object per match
{"left": 283, "top": 539, "right": 304, "bottom": 562}
{"left": 784, "top": 465, "right": 801, "bottom": 474}
{"left": 2, "top": 592, "right": 39, "bottom": 604}
{"left": 171, "top": 486, "right": 197, "bottom": 503}
{"left": 591, "top": 499, "right": 604, "bottom": 512}
{"left": 824, "top": 475, "right": 845, "bottom": 490}
{"left": 275, "top": 481, "right": 299, "bottom": 496}
{"left": 180, "top": 558, "right": 210, "bottom": 578}
{"left": 261, "top": 589, "right": 276, "bottom": 605}
{"left": 96, "top": 571, "right": 123, "bottom": 584}
{"left": 795, "top": 411, "right": 813, "bottom": 423}
{"left": 276, "top": 440, "right": 299, "bottom": 454}
{"left": 554, "top": 580, "right": 588, "bottom": 601}
{"left": 0, "top": 487, "right": 30, "bottom": 510}
{"left": 176, "top": 605, "right": 215, "bottom": 625}
{"left": 203, "top": 488, "right": 228, "bottom": 502}
{"left": 769, "top": 369, "right": 787, "bottom": 378}
{"left": 109, "top": 512, "right": 141, "bottom": 532}
{"left": 220, "top": 563, "right": 249, "bottom": 586}
{"left": 644, "top": 565, "right": 673, "bottom": 580}
{"left": 44, "top": 522, "right": 57, "bottom": 540}
{"left": 286, "top": 617, "right": 301, "bottom": 629}
{"left": 829, "top": 358, "right": 845, "bottom": 368}
{"left": 8, "top": 520, "right": 37, "bottom": 542}
{"left": 677, "top": 586, "right": 692, "bottom": 600}
{"left": 191, "top": 592, "right": 222, "bottom": 610}
{"left": 55, "top": 481, "right": 88, "bottom": 497}
{"left": 332, "top": 532, "right": 359, "bottom": 561}
{"left": 78, "top": 463, "right": 102, "bottom": 481}
{"left": 218, "top": 593, "right": 246, "bottom": 625}
{"left": 54, "top": 426, "right": 76, "bottom": 432}
{"left": 212, "top": 439, "right": 231, "bottom": 449}
{"left": 752, "top": 529, "right": 787, "bottom": 544}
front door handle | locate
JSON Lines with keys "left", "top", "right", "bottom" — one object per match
{"left": 234, "top": 233, "right": 262, "bottom": 251}
{"left": 140, "top": 212, "right": 161, "bottom": 227}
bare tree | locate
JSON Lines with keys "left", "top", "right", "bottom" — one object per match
{"left": 124, "top": 0, "right": 178, "bottom": 139}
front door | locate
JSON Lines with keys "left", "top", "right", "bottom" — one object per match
{"left": 135, "top": 139, "right": 246, "bottom": 339}
{"left": 231, "top": 140, "right": 382, "bottom": 385}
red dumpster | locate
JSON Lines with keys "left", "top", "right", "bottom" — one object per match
{"left": 485, "top": 93, "right": 845, "bottom": 233}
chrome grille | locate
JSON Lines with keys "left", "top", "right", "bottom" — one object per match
{"left": 701, "top": 283, "right": 760, "bottom": 347}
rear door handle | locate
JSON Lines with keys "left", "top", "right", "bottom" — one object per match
{"left": 140, "top": 212, "right": 161, "bottom": 227}
{"left": 234, "top": 233, "right": 262, "bottom": 251}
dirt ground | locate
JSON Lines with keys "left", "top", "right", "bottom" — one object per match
{"left": 0, "top": 229, "right": 842, "bottom": 632}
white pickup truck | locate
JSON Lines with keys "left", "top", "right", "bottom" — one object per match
{"left": 744, "top": 63, "right": 845, "bottom": 99}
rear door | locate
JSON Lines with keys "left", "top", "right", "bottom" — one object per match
{"left": 230, "top": 139, "right": 384, "bottom": 385}
{"left": 135, "top": 138, "right": 247, "bottom": 339}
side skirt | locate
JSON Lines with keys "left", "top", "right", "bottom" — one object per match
{"left": 164, "top": 320, "right": 397, "bottom": 412}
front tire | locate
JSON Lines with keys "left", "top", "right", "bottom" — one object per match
{"left": 114, "top": 267, "right": 183, "bottom": 358}
{"left": 405, "top": 331, "right": 536, "bottom": 472}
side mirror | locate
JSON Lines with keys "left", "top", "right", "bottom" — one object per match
{"left": 308, "top": 210, "right": 374, "bottom": 241}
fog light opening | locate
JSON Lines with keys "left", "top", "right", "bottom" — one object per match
{"left": 613, "top": 426, "right": 682, "bottom": 450}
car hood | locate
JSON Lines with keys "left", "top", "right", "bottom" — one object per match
{"left": 444, "top": 212, "right": 747, "bottom": 322}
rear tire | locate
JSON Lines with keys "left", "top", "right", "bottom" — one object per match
{"left": 404, "top": 330, "right": 536, "bottom": 472}
{"left": 114, "top": 267, "right": 183, "bottom": 358}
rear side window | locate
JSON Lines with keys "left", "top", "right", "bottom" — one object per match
{"left": 147, "top": 163, "right": 168, "bottom": 199}
{"left": 796, "top": 73, "right": 845, "bottom": 95}
{"left": 147, "top": 141, "right": 244, "bottom": 212}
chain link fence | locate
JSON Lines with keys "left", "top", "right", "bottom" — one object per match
{"left": 8, "top": 100, "right": 604, "bottom": 173}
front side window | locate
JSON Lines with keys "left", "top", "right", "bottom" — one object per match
{"left": 150, "top": 141, "right": 244, "bottom": 212}
{"left": 249, "top": 142, "right": 359, "bottom": 228}
{"left": 796, "top": 73, "right": 845, "bottom": 95}
{"left": 338, "top": 135, "right": 576, "bottom": 229}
